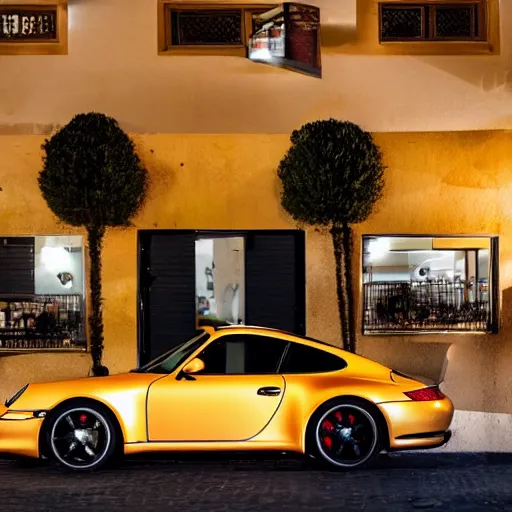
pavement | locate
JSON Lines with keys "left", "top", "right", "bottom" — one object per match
{"left": 1, "top": 452, "right": 512, "bottom": 512}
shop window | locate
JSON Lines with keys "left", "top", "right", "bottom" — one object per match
{"left": 0, "top": 1, "right": 68, "bottom": 56}
{"left": 362, "top": 235, "right": 499, "bottom": 334}
{"left": 0, "top": 235, "right": 86, "bottom": 351}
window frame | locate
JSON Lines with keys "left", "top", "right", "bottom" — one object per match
{"left": 277, "top": 340, "right": 348, "bottom": 374}
{"left": 0, "top": 0, "right": 68, "bottom": 56}
{"left": 378, "top": 1, "right": 487, "bottom": 43}
{"left": 174, "top": 330, "right": 348, "bottom": 376}
{"left": 351, "top": 0, "right": 499, "bottom": 56}
{"left": 157, "top": 2, "right": 277, "bottom": 56}
{"left": 191, "top": 332, "right": 290, "bottom": 375}
{"left": 0, "top": 234, "right": 87, "bottom": 352}
{"left": 360, "top": 234, "right": 500, "bottom": 336}
{"left": 139, "top": 331, "right": 211, "bottom": 374}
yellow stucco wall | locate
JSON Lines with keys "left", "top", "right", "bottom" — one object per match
{"left": 1, "top": 131, "right": 511, "bottom": 416}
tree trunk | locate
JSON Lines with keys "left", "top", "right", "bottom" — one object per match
{"left": 86, "top": 225, "right": 108, "bottom": 376}
{"left": 331, "top": 223, "right": 356, "bottom": 353}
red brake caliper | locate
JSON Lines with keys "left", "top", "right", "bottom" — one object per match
{"left": 322, "top": 419, "right": 334, "bottom": 450}
{"left": 348, "top": 414, "right": 359, "bottom": 443}
{"left": 79, "top": 413, "right": 88, "bottom": 425}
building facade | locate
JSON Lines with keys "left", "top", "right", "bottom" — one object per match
{"left": 0, "top": 0, "right": 511, "bottom": 451}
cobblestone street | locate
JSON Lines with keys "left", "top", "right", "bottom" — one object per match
{"left": 1, "top": 453, "right": 511, "bottom": 512}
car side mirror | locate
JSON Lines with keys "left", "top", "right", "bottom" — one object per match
{"left": 182, "top": 357, "right": 205, "bottom": 375}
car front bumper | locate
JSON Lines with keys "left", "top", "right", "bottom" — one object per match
{"left": 378, "top": 397, "right": 454, "bottom": 451}
{"left": 0, "top": 407, "right": 44, "bottom": 458}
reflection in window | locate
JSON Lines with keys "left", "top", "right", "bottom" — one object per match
{"left": 0, "top": 235, "right": 86, "bottom": 350}
{"left": 197, "top": 334, "right": 288, "bottom": 374}
{"left": 280, "top": 343, "right": 347, "bottom": 373}
{"left": 35, "top": 236, "right": 84, "bottom": 295}
{"left": 363, "top": 236, "right": 495, "bottom": 333}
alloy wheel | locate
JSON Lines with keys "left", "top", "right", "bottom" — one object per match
{"left": 50, "top": 407, "right": 112, "bottom": 470}
{"left": 315, "top": 404, "right": 378, "bottom": 468}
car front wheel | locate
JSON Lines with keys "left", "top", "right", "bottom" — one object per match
{"left": 45, "top": 403, "right": 118, "bottom": 471}
{"left": 312, "top": 398, "right": 381, "bottom": 470}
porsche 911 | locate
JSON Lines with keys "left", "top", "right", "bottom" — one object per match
{"left": 0, "top": 325, "right": 454, "bottom": 471}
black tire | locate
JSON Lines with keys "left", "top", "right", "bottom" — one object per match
{"left": 306, "top": 398, "right": 382, "bottom": 470}
{"left": 44, "top": 401, "right": 119, "bottom": 471}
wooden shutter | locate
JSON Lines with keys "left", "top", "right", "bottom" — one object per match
{"left": 138, "top": 231, "right": 197, "bottom": 365}
{"left": 245, "top": 231, "right": 305, "bottom": 335}
{"left": 0, "top": 237, "right": 35, "bottom": 294}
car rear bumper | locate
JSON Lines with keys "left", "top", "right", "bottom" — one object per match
{"left": 390, "top": 429, "right": 452, "bottom": 451}
{"left": 0, "top": 409, "right": 43, "bottom": 459}
{"left": 377, "top": 397, "right": 454, "bottom": 451}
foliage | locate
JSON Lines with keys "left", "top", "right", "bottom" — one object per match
{"left": 39, "top": 113, "right": 149, "bottom": 375}
{"left": 278, "top": 119, "right": 385, "bottom": 352}
{"left": 277, "top": 119, "right": 385, "bottom": 228}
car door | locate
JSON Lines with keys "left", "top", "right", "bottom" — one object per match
{"left": 146, "top": 333, "right": 289, "bottom": 442}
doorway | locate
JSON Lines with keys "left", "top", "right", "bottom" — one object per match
{"left": 138, "top": 230, "right": 305, "bottom": 366}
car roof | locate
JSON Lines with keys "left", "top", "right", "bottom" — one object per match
{"left": 198, "top": 324, "right": 393, "bottom": 375}
{"left": 208, "top": 324, "right": 338, "bottom": 350}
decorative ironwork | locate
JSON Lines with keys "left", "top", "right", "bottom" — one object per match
{"left": 171, "top": 10, "right": 242, "bottom": 46}
{"left": 0, "top": 8, "right": 57, "bottom": 41}
{"left": 364, "top": 281, "right": 490, "bottom": 332}
{"left": 380, "top": 6, "right": 423, "bottom": 40}
{"left": 380, "top": 2, "right": 485, "bottom": 42}
{"left": 0, "top": 294, "right": 86, "bottom": 350}
{"left": 435, "top": 7, "right": 473, "bottom": 38}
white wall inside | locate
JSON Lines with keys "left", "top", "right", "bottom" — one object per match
{"left": 195, "top": 239, "right": 214, "bottom": 299}
{"left": 34, "top": 235, "right": 84, "bottom": 295}
{"left": 364, "top": 237, "right": 490, "bottom": 283}
{"left": 213, "top": 237, "right": 245, "bottom": 324}
{"left": 195, "top": 237, "right": 245, "bottom": 322}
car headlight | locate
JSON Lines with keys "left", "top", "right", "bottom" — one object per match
{"left": 4, "top": 384, "right": 29, "bottom": 408}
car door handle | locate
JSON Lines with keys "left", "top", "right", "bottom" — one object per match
{"left": 257, "top": 386, "right": 281, "bottom": 396}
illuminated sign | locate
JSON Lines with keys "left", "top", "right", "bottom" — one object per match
{"left": 0, "top": 8, "right": 57, "bottom": 41}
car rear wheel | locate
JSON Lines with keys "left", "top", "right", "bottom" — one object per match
{"left": 45, "top": 403, "right": 118, "bottom": 471}
{"left": 310, "top": 398, "right": 381, "bottom": 470}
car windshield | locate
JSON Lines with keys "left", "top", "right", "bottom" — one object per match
{"left": 136, "top": 331, "right": 210, "bottom": 374}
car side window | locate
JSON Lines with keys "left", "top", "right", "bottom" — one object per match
{"left": 196, "top": 334, "right": 289, "bottom": 375}
{"left": 280, "top": 342, "right": 347, "bottom": 373}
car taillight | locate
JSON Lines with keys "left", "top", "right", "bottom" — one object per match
{"left": 404, "top": 386, "right": 445, "bottom": 401}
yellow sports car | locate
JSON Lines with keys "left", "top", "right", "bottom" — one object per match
{"left": 0, "top": 325, "right": 454, "bottom": 471}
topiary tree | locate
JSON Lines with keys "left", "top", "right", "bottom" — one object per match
{"left": 277, "top": 119, "right": 385, "bottom": 353}
{"left": 38, "top": 113, "right": 149, "bottom": 376}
